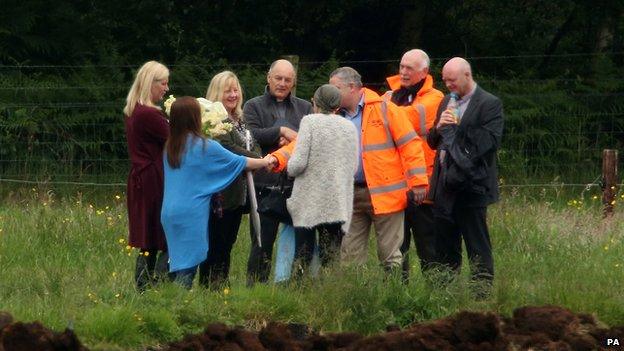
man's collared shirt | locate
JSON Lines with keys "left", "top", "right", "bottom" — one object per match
{"left": 341, "top": 94, "right": 366, "bottom": 183}
{"left": 458, "top": 84, "right": 477, "bottom": 119}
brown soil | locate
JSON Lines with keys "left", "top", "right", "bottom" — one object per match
{"left": 1, "top": 306, "right": 623, "bottom": 350}
{"left": 0, "top": 316, "right": 87, "bottom": 351}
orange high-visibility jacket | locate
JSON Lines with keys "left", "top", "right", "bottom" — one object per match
{"left": 271, "top": 88, "right": 427, "bottom": 215}
{"left": 271, "top": 139, "right": 296, "bottom": 173}
{"left": 386, "top": 74, "right": 444, "bottom": 178}
{"left": 359, "top": 88, "right": 427, "bottom": 214}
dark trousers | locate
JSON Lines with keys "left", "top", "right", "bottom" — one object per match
{"left": 294, "top": 223, "right": 344, "bottom": 277}
{"left": 433, "top": 205, "right": 494, "bottom": 284}
{"left": 246, "top": 189, "right": 282, "bottom": 284}
{"left": 135, "top": 249, "right": 170, "bottom": 292}
{"left": 401, "top": 203, "right": 437, "bottom": 279}
{"left": 199, "top": 207, "right": 243, "bottom": 289}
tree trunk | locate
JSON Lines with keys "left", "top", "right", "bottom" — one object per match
{"left": 538, "top": 6, "right": 577, "bottom": 78}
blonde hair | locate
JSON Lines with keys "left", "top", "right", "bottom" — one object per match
{"left": 206, "top": 71, "right": 244, "bottom": 119}
{"left": 123, "top": 61, "right": 169, "bottom": 117}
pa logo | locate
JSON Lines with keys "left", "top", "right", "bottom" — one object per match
{"left": 607, "top": 338, "right": 620, "bottom": 346}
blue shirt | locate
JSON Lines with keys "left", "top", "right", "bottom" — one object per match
{"left": 340, "top": 94, "right": 365, "bottom": 183}
{"left": 161, "top": 136, "right": 246, "bottom": 272}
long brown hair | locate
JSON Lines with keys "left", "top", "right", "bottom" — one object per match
{"left": 165, "top": 97, "right": 203, "bottom": 169}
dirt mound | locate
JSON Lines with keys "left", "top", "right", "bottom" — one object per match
{"left": 1, "top": 306, "right": 622, "bottom": 350}
{"left": 0, "top": 312, "right": 87, "bottom": 351}
{"left": 163, "top": 305, "right": 624, "bottom": 351}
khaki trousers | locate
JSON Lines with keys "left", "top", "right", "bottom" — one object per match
{"left": 341, "top": 185, "right": 404, "bottom": 268}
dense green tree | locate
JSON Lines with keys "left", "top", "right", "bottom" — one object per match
{"left": 0, "top": 0, "right": 622, "bottom": 182}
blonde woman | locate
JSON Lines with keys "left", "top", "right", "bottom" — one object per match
{"left": 123, "top": 60, "right": 171, "bottom": 292}
{"left": 199, "top": 71, "right": 261, "bottom": 288}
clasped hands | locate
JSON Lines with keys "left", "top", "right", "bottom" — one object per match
{"left": 262, "top": 154, "right": 278, "bottom": 171}
{"left": 278, "top": 126, "right": 297, "bottom": 147}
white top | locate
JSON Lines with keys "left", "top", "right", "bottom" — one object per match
{"left": 286, "top": 113, "right": 359, "bottom": 232}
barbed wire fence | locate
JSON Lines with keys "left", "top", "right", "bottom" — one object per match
{"left": 1, "top": 53, "right": 622, "bottom": 191}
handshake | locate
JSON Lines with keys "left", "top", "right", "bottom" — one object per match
{"left": 249, "top": 126, "right": 295, "bottom": 173}
{"left": 261, "top": 154, "right": 278, "bottom": 171}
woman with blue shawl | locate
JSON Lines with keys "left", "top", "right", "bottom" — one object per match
{"left": 161, "top": 97, "right": 271, "bottom": 288}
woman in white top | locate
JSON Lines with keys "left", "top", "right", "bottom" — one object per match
{"left": 272, "top": 84, "right": 359, "bottom": 275}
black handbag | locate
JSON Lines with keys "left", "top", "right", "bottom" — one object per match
{"left": 257, "top": 172, "right": 293, "bottom": 224}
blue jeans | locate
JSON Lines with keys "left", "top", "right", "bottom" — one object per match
{"left": 172, "top": 266, "right": 198, "bottom": 289}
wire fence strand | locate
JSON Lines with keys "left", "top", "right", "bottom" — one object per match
{"left": 1, "top": 55, "right": 623, "bottom": 187}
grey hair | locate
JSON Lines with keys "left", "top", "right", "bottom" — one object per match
{"left": 329, "top": 66, "right": 362, "bottom": 88}
{"left": 404, "top": 49, "right": 430, "bottom": 70}
{"left": 268, "top": 59, "right": 296, "bottom": 78}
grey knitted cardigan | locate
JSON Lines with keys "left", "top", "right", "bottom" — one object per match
{"left": 286, "top": 113, "right": 359, "bottom": 232}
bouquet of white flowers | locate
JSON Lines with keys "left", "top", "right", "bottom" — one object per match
{"left": 163, "top": 95, "right": 233, "bottom": 138}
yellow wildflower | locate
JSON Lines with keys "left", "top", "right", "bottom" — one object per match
{"left": 223, "top": 288, "right": 230, "bottom": 295}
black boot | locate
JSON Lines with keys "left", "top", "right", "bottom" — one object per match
{"left": 135, "top": 250, "right": 170, "bottom": 292}
{"left": 135, "top": 250, "right": 155, "bottom": 293}
{"left": 401, "top": 252, "right": 410, "bottom": 284}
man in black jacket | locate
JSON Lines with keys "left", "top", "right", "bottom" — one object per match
{"left": 244, "top": 59, "right": 313, "bottom": 285}
{"left": 427, "top": 57, "right": 503, "bottom": 297}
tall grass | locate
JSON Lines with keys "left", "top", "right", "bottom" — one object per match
{"left": 0, "top": 186, "right": 622, "bottom": 350}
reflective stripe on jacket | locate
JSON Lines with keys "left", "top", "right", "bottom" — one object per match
{"left": 271, "top": 88, "right": 427, "bottom": 215}
{"left": 360, "top": 88, "right": 427, "bottom": 214}
{"left": 386, "top": 74, "right": 444, "bottom": 178}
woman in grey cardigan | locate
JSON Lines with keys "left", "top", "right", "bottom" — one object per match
{"left": 285, "top": 84, "right": 359, "bottom": 274}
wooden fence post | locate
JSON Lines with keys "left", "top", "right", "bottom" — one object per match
{"left": 602, "top": 149, "right": 618, "bottom": 218}
{"left": 281, "top": 54, "right": 299, "bottom": 97}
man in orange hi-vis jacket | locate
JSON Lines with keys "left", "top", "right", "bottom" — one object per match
{"left": 386, "top": 49, "right": 444, "bottom": 281}
{"left": 325, "top": 66, "right": 428, "bottom": 271}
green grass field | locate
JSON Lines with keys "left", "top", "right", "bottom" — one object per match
{"left": 0, "top": 185, "right": 623, "bottom": 350}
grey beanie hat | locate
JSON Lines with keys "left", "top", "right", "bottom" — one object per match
{"left": 313, "top": 84, "right": 342, "bottom": 113}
